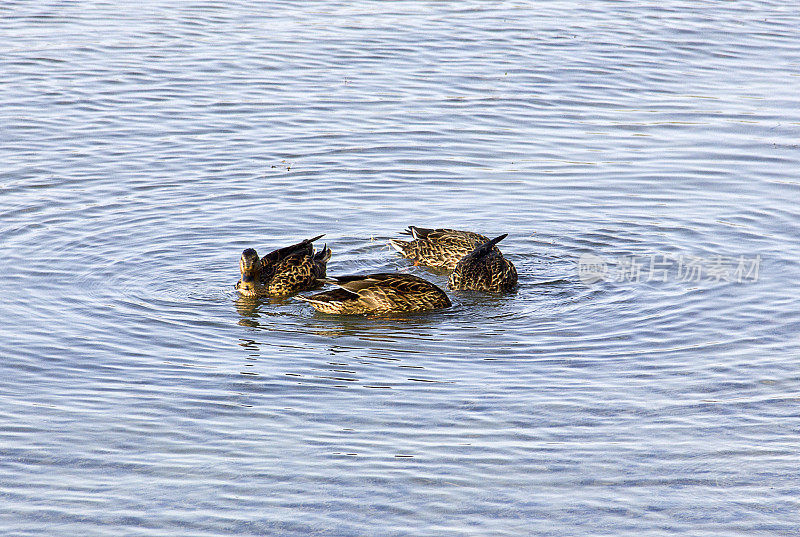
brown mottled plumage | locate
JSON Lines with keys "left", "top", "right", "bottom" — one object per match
{"left": 296, "top": 273, "right": 451, "bottom": 314}
{"left": 235, "top": 234, "right": 331, "bottom": 297}
{"left": 449, "top": 234, "right": 518, "bottom": 292}
{"left": 389, "top": 226, "right": 499, "bottom": 270}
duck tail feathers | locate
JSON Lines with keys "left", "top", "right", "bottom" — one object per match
{"left": 305, "top": 234, "right": 325, "bottom": 244}
{"left": 469, "top": 233, "right": 508, "bottom": 257}
{"left": 389, "top": 238, "right": 409, "bottom": 253}
{"left": 315, "top": 244, "right": 332, "bottom": 262}
{"left": 406, "top": 226, "right": 435, "bottom": 240}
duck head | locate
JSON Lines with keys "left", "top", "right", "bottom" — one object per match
{"left": 235, "top": 248, "right": 264, "bottom": 296}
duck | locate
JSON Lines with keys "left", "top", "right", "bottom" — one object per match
{"left": 296, "top": 273, "right": 451, "bottom": 314}
{"left": 235, "top": 234, "right": 332, "bottom": 297}
{"left": 449, "top": 234, "right": 518, "bottom": 292}
{"left": 389, "top": 226, "right": 499, "bottom": 270}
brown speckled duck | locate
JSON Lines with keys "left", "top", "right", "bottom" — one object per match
{"left": 449, "top": 234, "right": 518, "bottom": 292}
{"left": 389, "top": 226, "right": 499, "bottom": 270}
{"left": 296, "top": 273, "right": 451, "bottom": 314}
{"left": 235, "top": 234, "right": 331, "bottom": 297}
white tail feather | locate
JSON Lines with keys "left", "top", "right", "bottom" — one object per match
{"left": 388, "top": 239, "right": 406, "bottom": 253}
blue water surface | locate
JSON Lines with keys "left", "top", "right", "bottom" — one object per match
{"left": 1, "top": 1, "right": 799, "bottom": 535}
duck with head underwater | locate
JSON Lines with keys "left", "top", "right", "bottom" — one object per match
{"left": 389, "top": 226, "right": 499, "bottom": 270}
{"left": 296, "top": 272, "right": 451, "bottom": 315}
{"left": 235, "top": 234, "right": 331, "bottom": 297}
{"left": 448, "top": 234, "right": 517, "bottom": 292}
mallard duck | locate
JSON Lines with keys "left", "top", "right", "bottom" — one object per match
{"left": 449, "top": 234, "right": 518, "bottom": 292}
{"left": 296, "top": 273, "right": 451, "bottom": 314}
{"left": 235, "top": 234, "right": 331, "bottom": 297}
{"left": 389, "top": 226, "right": 499, "bottom": 270}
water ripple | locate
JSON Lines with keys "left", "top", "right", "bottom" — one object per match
{"left": 1, "top": 1, "right": 800, "bottom": 536}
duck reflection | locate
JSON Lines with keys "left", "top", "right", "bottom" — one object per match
{"left": 232, "top": 292, "right": 453, "bottom": 387}
{"left": 234, "top": 294, "right": 295, "bottom": 327}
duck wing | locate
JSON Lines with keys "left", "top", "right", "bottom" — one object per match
{"left": 405, "top": 226, "right": 486, "bottom": 245}
{"left": 322, "top": 273, "right": 402, "bottom": 292}
{"left": 325, "top": 273, "right": 450, "bottom": 308}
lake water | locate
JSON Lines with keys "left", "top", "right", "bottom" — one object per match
{"left": 2, "top": 1, "right": 799, "bottom": 535}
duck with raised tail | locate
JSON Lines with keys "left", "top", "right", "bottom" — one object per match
{"left": 296, "top": 273, "right": 451, "bottom": 314}
{"left": 389, "top": 226, "right": 498, "bottom": 270}
{"left": 235, "top": 234, "right": 331, "bottom": 297}
{"left": 448, "top": 234, "right": 517, "bottom": 292}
